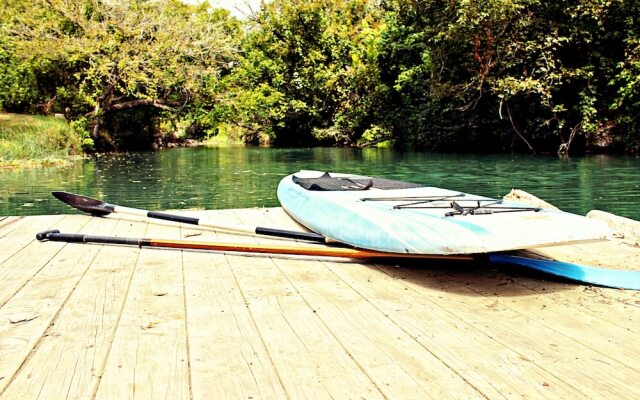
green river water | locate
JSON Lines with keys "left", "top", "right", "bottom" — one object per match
{"left": 1, "top": 147, "right": 638, "bottom": 220}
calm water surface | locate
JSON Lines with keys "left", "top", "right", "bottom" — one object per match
{"left": 1, "top": 147, "right": 639, "bottom": 220}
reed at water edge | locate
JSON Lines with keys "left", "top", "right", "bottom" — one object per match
{"left": 0, "top": 113, "right": 84, "bottom": 167}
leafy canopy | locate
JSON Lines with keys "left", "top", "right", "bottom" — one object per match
{"left": 2, "top": 0, "right": 240, "bottom": 148}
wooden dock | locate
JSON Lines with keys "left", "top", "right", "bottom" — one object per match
{"left": 0, "top": 208, "right": 638, "bottom": 399}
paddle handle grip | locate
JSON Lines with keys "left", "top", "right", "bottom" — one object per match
{"left": 36, "top": 230, "right": 142, "bottom": 246}
{"left": 147, "top": 211, "right": 200, "bottom": 225}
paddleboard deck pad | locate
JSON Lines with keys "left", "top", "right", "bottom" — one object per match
{"left": 278, "top": 171, "right": 612, "bottom": 255}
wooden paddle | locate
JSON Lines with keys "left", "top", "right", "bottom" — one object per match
{"left": 35, "top": 230, "right": 475, "bottom": 260}
{"left": 35, "top": 230, "right": 640, "bottom": 289}
{"left": 48, "top": 193, "right": 639, "bottom": 289}
{"left": 52, "top": 191, "right": 327, "bottom": 243}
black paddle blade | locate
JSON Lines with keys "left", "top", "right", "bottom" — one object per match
{"left": 52, "top": 191, "right": 113, "bottom": 217}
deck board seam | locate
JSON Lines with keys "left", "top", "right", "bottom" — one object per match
{"left": 179, "top": 225, "right": 195, "bottom": 400}
{"left": 373, "top": 263, "right": 609, "bottom": 398}
{"left": 0, "top": 215, "right": 66, "bottom": 265}
{"left": 223, "top": 253, "right": 292, "bottom": 400}
{"left": 323, "top": 260, "right": 503, "bottom": 400}
{"left": 269, "top": 256, "right": 392, "bottom": 399}
{"left": 251, "top": 209, "right": 449, "bottom": 398}
{"left": 460, "top": 275, "right": 640, "bottom": 373}
{"left": 0, "top": 224, "right": 105, "bottom": 398}
{"left": 87, "top": 221, "right": 149, "bottom": 400}
{"left": 200, "top": 210, "right": 291, "bottom": 398}
{"left": 212, "top": 208, "right": 294, "bottom": 399}
{"left": 0, "top": 216, "right": 93, "bottom": 310}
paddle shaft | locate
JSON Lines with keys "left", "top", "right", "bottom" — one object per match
{"left": 35, "top": 230, "right": 475, "bottom": 260}
{"left": 94, "top": 202, "right": 327, "bottom": 243}
{"left": 35, "top": 230, "right": 638, "bottom": 289}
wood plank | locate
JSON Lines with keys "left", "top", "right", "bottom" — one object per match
{"left": 0, "top": 207, "right": 636, "bottom": 399}
{"left": 458, "top": 271, "right": 640, "bottom": 372}
{"left": 358, "top": 262, "right": 639, "bottom": 399}
{"left": 0, "top": 216, "right": 22, "bottom": 233}
{"left": 0, "top": 215, "right": 91, "bottom": 308}
{"left": 259, "top": 208, "right": 579, "bottom": 399}
{"left": 94, "top": 213, "right": 190, "bottom": 399}
{"left": 181, "top": 224, "right": 288, "bottom": 399}
{"left": 0, "top": 214, "right": 65, "bottom": 265}
{"left": 486, "top": 264, "right": 640, "bottom": 330}
{"left": 0, "top": 216, "right": 26, "bottom": 235}
{"left": 209, "top": 209, "right": 386, "bottom": 400}
{"left": 0, "top": 216, "right": 147, "bottom": 400}
{"left": 241, "top": 208, "right": 492, "bottom": 399}
{"left": 0, "top": 215, "right": 120, "bottom": 396}
{"left": 268, "top": 264, "right": 490, "bottom": 395}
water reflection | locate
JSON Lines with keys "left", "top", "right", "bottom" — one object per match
{"left": 1, "top": 147, "right": 638, "bottom": 219}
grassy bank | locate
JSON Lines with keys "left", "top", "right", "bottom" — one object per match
{"left": 0, "top": 113, "right": 83, "bottom": 167}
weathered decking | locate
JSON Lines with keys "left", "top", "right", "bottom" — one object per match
{"left": 0, "top": 208, "right": 638, "bottom": 399}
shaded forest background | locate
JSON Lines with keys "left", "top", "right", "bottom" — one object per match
{"left": 1, "top": 0, "right": 638, "bottom": 154}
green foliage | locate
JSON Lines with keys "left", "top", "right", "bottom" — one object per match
{"left": 376, "top": 0, "right": 639, "bottom": 153}
{"left": 0, "top": 42, "right": 38, "bottom": 112}
{"left": 1, "top": 0, "right": 240, "bottom": 150}
{"left": 0, "top": 113, "right": 82, "bottom": 162}
{"left": 69, "top": 117, "right": 94, "bottom": 152}
{"left": 0, "top": 0, "right": 639, "bottom": 154}
{"left": 223, "top": 0, "right": 386, "bottom": 146}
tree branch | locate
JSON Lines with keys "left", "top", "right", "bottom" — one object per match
{"left": 108, "top": 99, "right": 177, "bottom": 112}
{"left": 558, "top": 121, "right": 582, "bottom": 156}
{"left": 505, "top": 102, "right": 535, "bottom": 154}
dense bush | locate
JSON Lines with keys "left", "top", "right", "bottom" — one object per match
{"left": 375, "top": 0, "right": 640, "bottom": 153}
{"left": 0, "top": 0, "right": 638, "bottom": 154}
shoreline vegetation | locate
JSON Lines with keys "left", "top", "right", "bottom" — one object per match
{"left": 0, "top": 113, "right": 84, "bottom": 168}
{"left": 0, "top": 112, "right": 246, "bottom": 168}
{"left": 1, "top": 0, "right": 638, "bottom": 160}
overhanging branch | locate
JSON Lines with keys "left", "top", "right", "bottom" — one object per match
{"left": 84, "top": 99, "right": 178, "bottom": 117}
{"left": 108, "top": 99, "right": 177, "bottom": 112}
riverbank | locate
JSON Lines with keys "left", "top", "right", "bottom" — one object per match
{"left": 0, "top": 113, "right": 84, "bottom": 168}
{"left": 0, "top": 112, "right": 248, "bottom": 168}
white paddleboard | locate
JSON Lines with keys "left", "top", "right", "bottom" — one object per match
{"left": 277, "top": 171, "right": 612, "bottom": 255}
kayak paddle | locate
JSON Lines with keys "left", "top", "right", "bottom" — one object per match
{"left": 52, "top": 191, "right": 327, "bottom": 243}
{"left": 489, "top": 254, "right": 640, "bottom": 290}
{"left": 35, "top": 230, "right": 474, "bottom": 260}
{"left": 35, "top": 230, "right": 639, "bottom": 289}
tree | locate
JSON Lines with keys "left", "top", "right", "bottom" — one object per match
{"left": 609, "top": 2, "right": 640, "bottom": 152}
{"left": 3, "top": 0, "right": 240, "bottom": 149}
{"left": 224, "top": 0, "right": 386, "bottom": 146}
{"left": 378, "top": 0, "right": 639, "bottom": 153}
